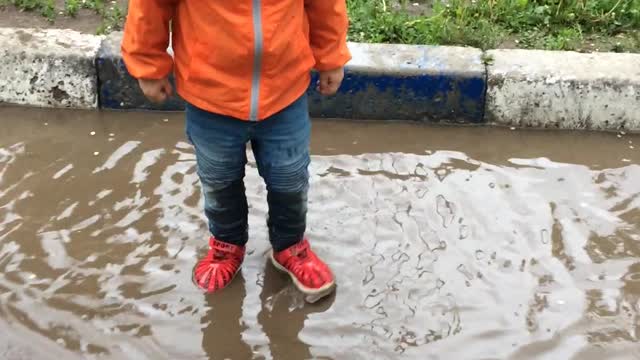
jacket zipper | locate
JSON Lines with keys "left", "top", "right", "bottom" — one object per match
{"left": 249, "top": 0, "right": 263, "bottom": 121}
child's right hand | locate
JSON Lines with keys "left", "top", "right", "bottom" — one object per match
{"left": 138, "top": 78, "right": 173, "bottom": 103}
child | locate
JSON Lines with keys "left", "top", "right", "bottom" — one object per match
{"left": 122, "top": 0, "right": 351, "bottom": 302}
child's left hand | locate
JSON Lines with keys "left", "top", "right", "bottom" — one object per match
{"left": 317, "top": 67, "right": 344, "bottom": 96}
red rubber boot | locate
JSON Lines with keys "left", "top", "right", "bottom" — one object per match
{"left": 271, "top": 239, "right": 335, "bottom": 303}
{"left": 193, "top": 237, "right": 245, "bottom": 293}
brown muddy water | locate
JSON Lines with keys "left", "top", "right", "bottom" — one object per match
{"left": 0, "top": 107, "right": 639, "bottom": 360}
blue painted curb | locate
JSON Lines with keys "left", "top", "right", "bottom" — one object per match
{"left": 97, "top": 32, "right": 185, "bottom": 111}
{"left": 97, "top": 33, "right": 486, "bottom": 122}
{"left": 308, "top": 70, "right": 486, "bottom": 122}
{"left": 307, "top": 43, "right": 486, "bottom": 122}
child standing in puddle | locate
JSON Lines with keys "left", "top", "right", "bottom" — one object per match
{"left": 121, "top": 0, "right": 350, "bottom": 302}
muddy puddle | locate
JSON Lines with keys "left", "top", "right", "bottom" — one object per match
{"left": 0, "top": 107, "right": 639, "bottom": 360}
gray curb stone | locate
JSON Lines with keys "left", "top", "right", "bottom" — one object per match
{"left": 0, "top": 28, "right": 103, "bottom": 109}
{"left": 1, "top": 27, "right": 639, "bottom": 131}
{"left": 486, "top": 49, "right": 640, "bottom": 131}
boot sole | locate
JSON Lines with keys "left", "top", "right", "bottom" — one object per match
{"left": 269, "top": 251, "right": 336, "bottom": 303}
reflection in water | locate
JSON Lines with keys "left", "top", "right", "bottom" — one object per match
{"left": 258, "top": 260, "right": 336, "bottom": 360}
{"left": 202, "top": 273, "right": 253, "bottom": 360}
{"left": 0, "top": 113, "right": 639, "bottom": 360}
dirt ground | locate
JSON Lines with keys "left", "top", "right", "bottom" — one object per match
{"left": 0, "top": 5, "right": 101, "bottom": 33}
{"left": 0, "top": 0, "right": 126, "bottom": 34}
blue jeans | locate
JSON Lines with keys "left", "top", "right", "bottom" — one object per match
{"left": 186, "top": 95, "right": 311, "bottom": 252}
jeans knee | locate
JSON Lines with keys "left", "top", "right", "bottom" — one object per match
{"left": 265, "top": 163, "right": 309, "bottom": 193}
{"left": 202, "top": 179, "right": 245, "bottom": 211}
{"left": 201, "top": 180, "right": 232, "bottom": 204}
{"left": 198, "top": 156, "right": 245, "bottom": 182}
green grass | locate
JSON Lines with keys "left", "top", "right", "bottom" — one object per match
{"left": 67, "top": 0, "right": 125, "bottom": 34}
{"left": 95, "top": 1, "right": 125, "bottom": 35}
{"left": 1, "top": 0, "right": 639, "bottom": 52}
{"left": 1, "top": 0, "right": 55, "bottom": 20}
{"left": 347, "top": 0, "right": 640, "bottom": 52}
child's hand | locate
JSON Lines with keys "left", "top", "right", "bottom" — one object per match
{"left": 138, "top": 78, "right": 173, "bottom": 103}
{"left": 317, "top": 67, "right": 344, "bottom": 96}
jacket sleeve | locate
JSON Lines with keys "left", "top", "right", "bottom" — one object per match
{"left": 121, "top": 0, "right": 177, "bottom": 80}
{"left": 304, "top": 0, "right": 351, "bottom": 71}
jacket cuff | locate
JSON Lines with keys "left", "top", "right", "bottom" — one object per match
{"left": 314, "top": 44, "right": 352, "bottom": 71}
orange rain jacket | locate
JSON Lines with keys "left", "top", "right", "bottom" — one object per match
{"left": 122, "top": 0, "right": 351, "bottom": 121}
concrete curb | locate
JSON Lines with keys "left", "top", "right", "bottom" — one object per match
{"left": 308, "top": 43, "right": 485, "bottom": 122}
{"left": 486, "top": 49, "right": 640, "bottom": 131}
{"left": 0, "top": 28, "right": 103, "bottom": 109}
{"left": 97, "top": 32, "right": 185, "bottom": 111}
{"left": 96, "top": 32, "right": 486, "bottom": 122}
{"left": 0, "top": 27, "right": 639, "bottom": 131}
